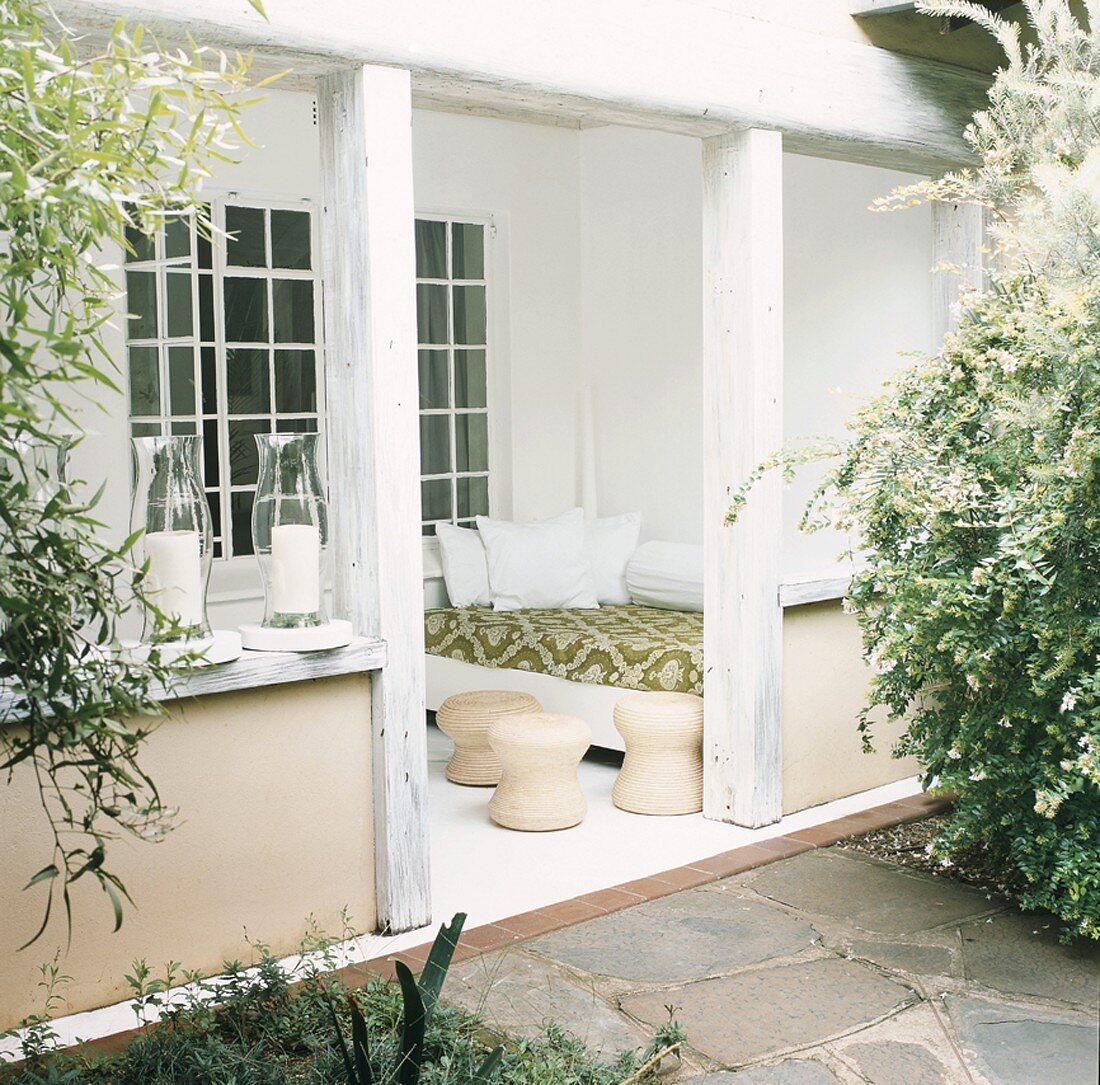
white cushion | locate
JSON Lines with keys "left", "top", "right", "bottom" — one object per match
{"left": 626, "top": 540, "right": 704, "bottom": 612}
{"left": 435, "top": 523, "right": 491, "bottom": 608}
{"left": 584, "top": 514, "right": 641, "bottom": 605}
{"left": 476, "top": 512, "right": 598, "bottom": 611}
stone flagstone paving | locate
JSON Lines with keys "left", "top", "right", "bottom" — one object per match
{"left": 443, "top": 846, "right": 1100, "bottom": 1083}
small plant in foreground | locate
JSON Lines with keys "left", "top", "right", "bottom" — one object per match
{"left": 323, "top": 913, "right": 504, "bottom": 1085}
{"left": 2, "top": 915, "right": 675, "bottom": 1084}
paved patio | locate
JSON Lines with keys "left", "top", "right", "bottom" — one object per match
{"left": 438, "top": 844, "right": 1100, "bottom": 1084}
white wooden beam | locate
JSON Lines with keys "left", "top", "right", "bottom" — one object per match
{"left": 702, "top": 129, "right": 784, "bottom": 829}
{"left": 55, "top": 0, "right": 986, "bottom": 172}
{"left": 931, "top": 201, "right": 985, "bottom": 344}
{"left": 317, "top": 65, "right": 431, "bottom": 934}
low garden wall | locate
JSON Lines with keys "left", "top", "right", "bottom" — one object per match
{"left": 782, "top": 600, "right": 917, "bottom": 813}
{"left": 0, "top": 672, "right": 376, "bottom": 1032}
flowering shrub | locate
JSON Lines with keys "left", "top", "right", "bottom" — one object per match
{"left": 738, "top": 0, "right": 1100, "bottom": 938}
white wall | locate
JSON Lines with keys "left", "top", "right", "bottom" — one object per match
{"left": 782, "top": 154, "right": 933, "bottom": 579}
{"left": 578, "top": 127, "right": 703, "bottom": 543}
{"left": 576, "top": 130, "right": 933, "bottom": 578}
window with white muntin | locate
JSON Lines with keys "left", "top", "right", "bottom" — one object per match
{"left": 415, "top": 216, "right": 490, "bottom": 535}
{"left": 124, "top": 197, "right": 323, "bottom": 559}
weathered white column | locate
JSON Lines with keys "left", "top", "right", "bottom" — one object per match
{"left": 931, "top": 201, "right": 985, "bottom": 343}
{"left": 317, "top": 65, "right": 430, "bottom": 933}
{"left": 702, "top": 129, "right": 784, "bottom": 828}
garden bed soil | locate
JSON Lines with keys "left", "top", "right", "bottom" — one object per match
{"left": 838, "top": 812, "right": 1020, "bottom": 901}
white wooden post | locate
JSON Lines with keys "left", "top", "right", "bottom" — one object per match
{"left": 931, "top": 201, "right": 985, "bottom": 344}
{"left": 317, "top": 65, "right": 430, "bottom": 933}
{"left": 702, "top": 129, "right": 784, "bottom": 828}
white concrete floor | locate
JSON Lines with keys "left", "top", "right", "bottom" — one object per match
{"left": 416, "top": 722, "right": 921, "bottom": 940}
{"left": 9, "top": 722, "right": 921, "bottom": 1054}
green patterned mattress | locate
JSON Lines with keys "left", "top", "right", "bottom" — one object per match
{"left": 424, "top": 605, "right": 703, "bottom": 695}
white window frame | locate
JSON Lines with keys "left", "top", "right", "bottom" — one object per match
{"left": 415, "top": 209, "right": 509, "bottom": 579}
{"left": 123, "top": 190, "right": 326, "bottom": 602}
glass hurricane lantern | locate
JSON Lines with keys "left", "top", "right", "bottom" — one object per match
{"left": 240, "top": 432, "right": 351, "bottom": 651}
{"left": 130, "top": 434, "right": 213, "bottom": 643}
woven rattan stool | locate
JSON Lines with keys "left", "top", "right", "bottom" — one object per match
{"left": 612, "top": 691, "right": 704, "bottom": 815}
{"left": 487, "top": 713, "right": 592, "bottom": 831}
{"left": 436, "top": 690, "right": 542, "bottom": 786}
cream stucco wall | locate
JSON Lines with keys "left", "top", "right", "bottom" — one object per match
{"left": 0, "top": 674, "right": 375, "bottom": 1032}
{"left": 782, "top": 600, "right": 917, "bottom": 814}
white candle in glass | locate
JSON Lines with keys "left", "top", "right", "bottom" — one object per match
{"left": 145, "top": 530, "right": 203, "bottom": 627}
{"left": 271, "top": 523, "right": 321, "bottom": 615}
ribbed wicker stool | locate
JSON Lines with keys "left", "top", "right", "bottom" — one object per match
{"left": 436, "top": 690, "right": 542, "bottom": 786}
{"left": 487, "top": 713, "right": 592, "bottom": 831}
{"left": 612, "top": 692, "right": 704, "bottom": 815}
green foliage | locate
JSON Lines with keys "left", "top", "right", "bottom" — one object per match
{"left": 325, "top": 913, "right": 505, "bottom": 1085}
{"left": 2, "top": 917, "right": 672, "bottom": 1085}
{"left": 735, "top": 0, "right": 1100, "bottom": 938}
{"left": 0, "top": 0, "right": 260, "bottom": 940}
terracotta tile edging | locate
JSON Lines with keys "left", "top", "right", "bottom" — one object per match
{"left": 362, "top": 791, "right": 953, "bottom": 974}
{"left": 27, "top": 791, "right": 951, "bottom": 1069}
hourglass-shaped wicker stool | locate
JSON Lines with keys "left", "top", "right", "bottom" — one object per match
{"left": 436, "top": 690, "right": 542, "bottom": 786}
{"left": 612, "top": 692, "right": 704, "bottom": 815}
{"left": 487, "top": 713, "right": 592, "bottom": 831}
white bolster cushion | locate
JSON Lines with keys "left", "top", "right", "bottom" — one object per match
{"left": 625, "top": 540, "right": 704, "bottom": 612}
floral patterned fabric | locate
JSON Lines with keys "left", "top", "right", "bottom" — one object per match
{"left": 424, "top": 605, "right": 703, "bottom": 695}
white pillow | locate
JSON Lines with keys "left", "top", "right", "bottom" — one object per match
{"left": 435, "top": 523, "right": 491, "bottom": 607}
{"left": 626, "top": 540, "right": 704, "bottom": 612}
{"left": 476, "top": 513, "right": 598, "bottom": 611}
{"left": 584, "top": 514, "right": 641, "bottom": 605}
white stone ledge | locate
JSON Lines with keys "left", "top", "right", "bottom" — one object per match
{"left": 0, "top": 637, "right": 387, "bottom": 721}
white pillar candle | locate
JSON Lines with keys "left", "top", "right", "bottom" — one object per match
{"left": 145, "top": 530, "right": 203, "bottom": 627}
{"left": 271, "top": 523, "right": 321, "bottom": 615}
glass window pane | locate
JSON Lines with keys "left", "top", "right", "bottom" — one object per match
{"left": 417, "top": 284, "right": 448, "bottom": 345}
{"left": 202, "top": 419, "right": 219, "bottom": 487}
{"left": 200, "top": 347, "right": 218, "bottom": 416}
{"left": 198, "top": 274, "right": 214, "bottom": 341}
{"left": 226, "top": 348, "right": 270, "bottom": 415}
{"left": 418, "top": 350, "right": 449, "bottom": 409}
{"left": 167, "top": 346, "right": 196, "bottom": 415}
{"left": 275, "top": 417, "right": 318, "bottom": 434}
{"left": 124, "top": 219, "right": 155, "bottom": 263}
{"left": 128, "top": 346, "right": 160, "bottom": 417}
{"left": 421, "top": 478, "right": 452, "bottom": 522}
{"left": 422, "top": 523, "right": 437, "bottom": 537}
{"left": 165, "top": 272, "right": 193, "bottom": 338}
{"left": 207, "top": 492, "right": 221, "bottom": 540}
{"left": 126, "top": 270, "right": 158, "bottom": 339}
{"left": 419, "top": 415, "right": 451, "bottom": 475}
{"left": 170, "top": 419, "right": 197, "bottom": 435}
{"left": 197, "top": 226, "right": 213, "bottom": 270}
{"left": 453, "top": 285, "right": 486, "bottom": 345}
{"left": 228, "top": 419, "right": 270, "bottom": 485}
{"left": 226, "top": 205, "right": 266, "bottom": 267}
{"left": 165, "top": 216, "right": 191, "bottom": 259}
{"left": 224, "top": 278, "right": 268, "bottom": 342}
{"left": 454, "top": 349, "right": 487, "bottom": 409}
{"left": 456, "top": 475, "right": 489, "bottom": 519}
{"left": 451, "top": 222, "right": 484, "bottom": 279}
{"left": 131, "top": 421, "right": 162, "bottom": 438}
{"left": 455, "top": 413, "right": 488, "bottom": 472}
{"left": 415, "top": 219, "right": 446, "bottom": 279}
{"left": 272, "top": 279, "right": 314, "bottom": 344}
{"left": 230, "top": 490, "right": 255, "bottom": 555}
{"left": 274, "top": 349, "right": 317, "bottom": 413}
{"left": 271, "top": 209, "right": 311, "bottom": 270}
